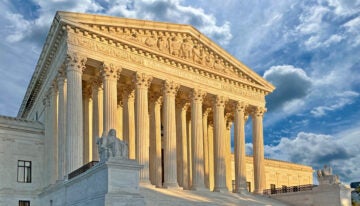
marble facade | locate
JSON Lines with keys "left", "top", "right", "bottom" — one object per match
{"left": 17, "top": 11, "right": 275, "bottom": 193}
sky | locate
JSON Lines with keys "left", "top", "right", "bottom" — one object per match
{"left": 0, "top": 0, "right": 359, "bottom": 184}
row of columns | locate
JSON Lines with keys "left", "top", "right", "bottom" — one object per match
{"left": 46, "top": 52, "right": 266, "bottom": 194}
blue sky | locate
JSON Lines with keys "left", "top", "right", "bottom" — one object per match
{"left": 0, "top": 0, "right": 359, "bottom": 184}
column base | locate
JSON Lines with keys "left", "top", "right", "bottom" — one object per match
{"left": 253, "top": 189, "right": 264, "bottom": 195}
{"left": 163, "top": 182, "right": 179, "bottom": 189}
{"left": 213, "top": 187, "right": 229, "bottom": 193}
{"left": 191, "top": 186, "right": 208, "bottom": 192}
{"left": 235, "top": 188, "right": 249, "bottom": 194}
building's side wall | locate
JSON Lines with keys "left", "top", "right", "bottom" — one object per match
{"left": 231, "top": 155, "right": 313, "bottom": 192}
{"left": 0, "top": 116, "right": 44, "bottom": 205}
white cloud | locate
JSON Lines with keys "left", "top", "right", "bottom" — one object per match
{"left": 264, "top": 129, "right": 360, "bottom": 184}
{"left": 310, "top": 91, "right": 359, "bottom": 117}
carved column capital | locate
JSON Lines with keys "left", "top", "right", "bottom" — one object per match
{"left": 191, "top": 88, "right": 206, "bottom": 103}
{"left": 149, "top": 92, "right": 163, "bottom": 106}
{"left": 234, "top": 101, "right": 248, "bottom": 112}
{"left": 252, "top": 106, "right": 267, "bottom": 117}
{"left": 91, "top": 78, "right": 103, "bottom": 92}
{"left": 57, "top": 66, "right": 67, "bottom": 84}
{"left": 163, "top": 80, "right": 179, "bottom": 96}
{"left": 176, "top": 99, "right": 190, "bottom": 111}
{"left": 65, "top": 52, "right": 87, "bottom": 73}
{"left": 203, "top": 107, "right": 212, "bottom": 117}
{"left": 82, "top": 84, "right": 92, "bottom": 98}
{"left": 122, "top": 85, "right": 135, "bottom": 100}
{"left": 134, "top": 73, "right": 152, "bottom": 89}
{"left": 214, "top": 95, "right": 228, "bottom": 108}
{"left": 101, "top": 62, "right": 121, "bottom": 80}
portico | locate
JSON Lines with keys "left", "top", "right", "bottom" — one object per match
{"left": 18, "top": 12, "right": 274, "bottom": 194}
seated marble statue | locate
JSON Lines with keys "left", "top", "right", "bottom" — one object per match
{"left": 96, "top": 129, "right": 129, "bottom": 162}
{"left": 316, "top": 165, "right": 339, "bottom": 185}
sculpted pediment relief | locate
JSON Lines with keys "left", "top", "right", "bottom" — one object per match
{"left": 86, "top": 24, "right": 259, "bottom": 85}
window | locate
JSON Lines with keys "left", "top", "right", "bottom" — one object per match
{"left": 19, "top": 200, "right": 30, "bottom": 206}
{"left": 17, "top": 160, "right": 31, "bottom": 183}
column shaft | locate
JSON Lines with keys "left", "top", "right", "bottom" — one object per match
{"left": 203, "top": 108, "right": 211, "bottom": 188}
{"left": 234, "top": 102, "right": 247, "bottom": 193}
{"left": 82, "top": 87, "right": 92, "bottom": 163}
{"left": 191, "top": 89, "right": 206, "bottom": 190}
{"left": 123, "top": 88, "right": 136, "bottom": 159}
{"left": 162, "top": 81, "right": 179, "bottom": 187}
{"left": 252, "top": 107, "right": 266, "bottom": 194}
{"left": 213, "top": 96, "right": 227, "bottom": 192}
{"left": 116, "top": 102, "right": 123, "bottom": 140}
{"left": 57, "top": 71, "right": 67, "bottom": 179}
{"left": 91, "top": 80, "right": 103, "bottom": 161}
{"left": 66, "top": 53, "right": 86, "bottom": 174}
{"left": 181, "top": 102, "right": 190, "bottom": 189}
{"left": 102, "top": 63, "right": 120, "bottom": 134}
{"left": 135, "top": 73, "right": 152, "bottom": 182}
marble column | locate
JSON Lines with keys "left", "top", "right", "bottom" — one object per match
{"left": 50, "top": 83, "right": 58, "bottom": 183}
{"left": 149, "top": 92, "right": 163, "bottom": 187}
{"left": 102, "top": 63, "right": 121, "bottom": 134}
{"left": 116, "top": 101, "right": 123, "bottom": 140}
{"left": 123, "top": 86, "right": 136, "bottom": 159}
{"left": 135, "top": 73, "right": 152, "bottom": 182}
{"left": 252, "top": 107, "right": 266, "bottom": 194}
{"left": 162, "top": 80, "right": 179, "bottom": 188}
{"left": 234, "top": 102, "right": 247, "bottom": 193}
{"left": 187, "top": 118, "right": 192, "bottom": 188}
{"left": 179, "top": 101, "right": 190, "bottom": 189}
{"left": 213, "top": 95, "right": 227, "bottom": 192}
{"left": 203, "top": 108, "right": 211, "bottom": 188}
{"left": 65, "top": 52, "right": 86, "bottom": 174}
{"left": 208, "top": 122, "right": 215, "bottom": 191}
{"left": 43, "top": 91, "right": 51, "bottom": 185}
{"left": 82, "top": 86, "right": 92, "bottom": 163}
{"left": 56, "top": 69, "right": 67, "bottom": 179}
{"left": 191, "top": 89, "right": 206, "bottom": 190}
{"left": 91, "top": 79, "right": 103, "bottom": 161}
{"left": 225, "top": 116, "right": 233, "bottom": 191}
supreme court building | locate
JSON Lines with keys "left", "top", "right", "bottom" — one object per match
{"left": 0, "top": 12, "right": 313, "bottom": 205}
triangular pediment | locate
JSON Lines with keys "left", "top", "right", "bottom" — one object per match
{"left": 57, "top": 11, "right": 275, "bottom": 92}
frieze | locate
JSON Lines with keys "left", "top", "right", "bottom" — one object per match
{"left": 67, "top": 32, "right": 263, "bottom": 102}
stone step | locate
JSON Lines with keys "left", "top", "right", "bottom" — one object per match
{"left": 139, "top": 183, "right": 287, "bottom": 206}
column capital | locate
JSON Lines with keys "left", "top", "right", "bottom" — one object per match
{"left": 163, "top": 80, "right": 179, "bottom": 96}
{"left": 101, "top": 62, "right": 122, "bottom": 80}
{"left": 203, "top": 107, "right": 212, "bottom": 117}
{"left": 122, "top": 85, "right": 135, "bottom": 100}
{"left": 191, "top": 88, "right": 206, "bottom": 103}
{"left": 57, "top": 66, "right": 66, "bottom": 84}
{"left": 43, "top": 94, "right": 50, "bottom": 107}
{"left": 251, "top": 106, "right": 267, "bottom": 117}
{"left": 65, "top": 52, "right": 87, "bottom": 73}
{"left": 234, "top": 101, "right": 248, "bottom": 112}
{"left": 214, "top": 95, "right": 228, "bottom": 108}
{"left": 176, "top": 99, "right": 190, "bottom": 111}
{"left": 149, "top": 92, "right": 163, "bottom": 106}
{"left": 134, "top": 72, "right": 152, "bottom": 89}
{"left": 82, "top": 84, "right": 92, "bottom": 98}
{"left": 91, "top": 77, "right": 103, "bottom": 92}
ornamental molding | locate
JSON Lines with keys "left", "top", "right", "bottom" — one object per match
{"left": 18, "top": 11, "right": 275, "bottom": 118}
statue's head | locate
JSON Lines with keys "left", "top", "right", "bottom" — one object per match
{"left": 108, "top": 129, "right": 116, "bottom": 137}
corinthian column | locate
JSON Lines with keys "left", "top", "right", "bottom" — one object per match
{"left": 234, "top": 102, "right": 248, "bottom": 193}
{"left": 177, "top": 100, "right": 190, "bottom": 189}
{"left": 82, "top": 86, "right": 92, "bottom": 163}
{"left": 65, "top": 52, "right": 86, "bottom": 174}
{"left": 203, "top": 107, "right": 211, "bottom": 188}
{"left": 123, "top": 86, "right": 135, "bottom": 159}
{"left": 252, "top": 107, "right": 266, "bottom": 194}
{"left": 162, "top": 80, "right": 179, "bottom": 188}
{"left": 149, "top": 92, "right": 163, "bottom": 187}
{"left": 57, "top": 69, "right": 67, "bottom": 179}
{"left": 102, "top": 63, "right": 121, "bottom": 134}
{"left": 191, "top": 89, "right": 206, "bottom": 190}
{"left": 135, "top": 73, "right": 152, "bottom": 182}
{"left": 213, "top": 95, "right": 227, "bottom": 192}
{"left": 91, "top": 79, "right": 103, "bottom": 161}
{"left": 225, "top": 115, "right": 233, "bottom": 191}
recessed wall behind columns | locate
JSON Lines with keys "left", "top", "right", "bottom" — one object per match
{"left": 0, "top": 115, "right": 44, "bottom": 206}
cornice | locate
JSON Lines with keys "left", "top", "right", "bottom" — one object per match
{"left": 59, "top": 14, "right": 274, "bottom": 94}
